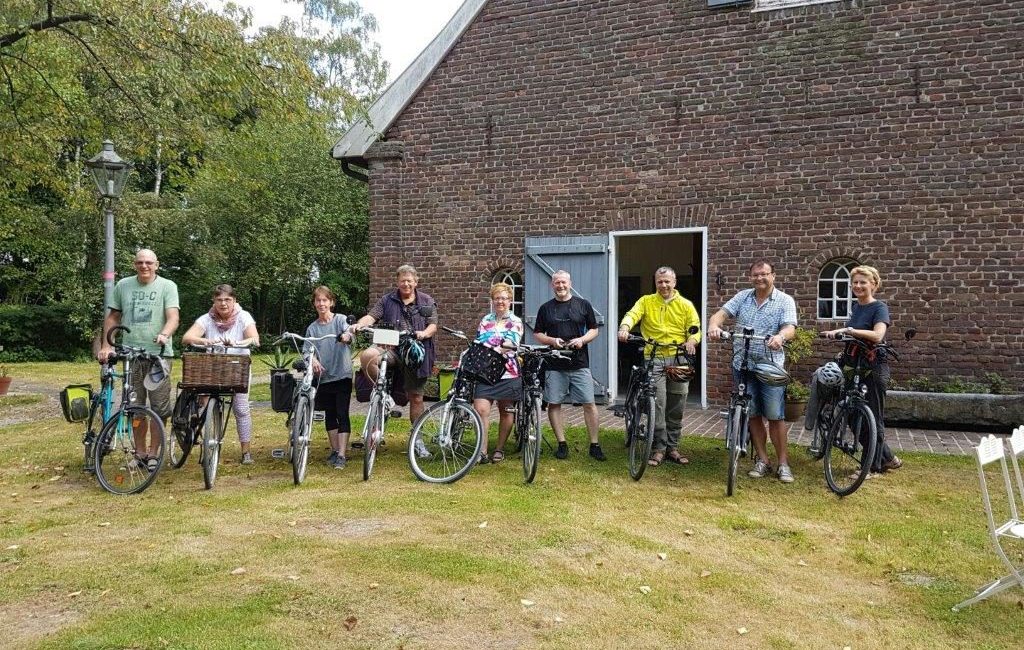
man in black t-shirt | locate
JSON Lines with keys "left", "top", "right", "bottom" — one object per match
{"left": 532, "top": 270, "right": 605, "bottom": 461}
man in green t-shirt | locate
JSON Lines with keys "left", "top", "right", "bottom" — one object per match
{"left": 98, "top": 249, "right": 180, "bottom": 466}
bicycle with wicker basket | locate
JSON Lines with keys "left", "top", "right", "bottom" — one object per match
{"left": 170, "top": 343, "right": 252, "bottom": 489}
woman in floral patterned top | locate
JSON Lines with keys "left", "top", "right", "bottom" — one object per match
{"left": 472, "top": 283, "right": 524, "bottom": 464}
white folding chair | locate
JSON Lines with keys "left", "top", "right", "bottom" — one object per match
{"left": 952, "top": 428, "right": 1024, "bottom": 611}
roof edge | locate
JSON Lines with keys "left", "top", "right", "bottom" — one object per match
{"left": 332, "top": 0, "right": 491, "bottom": 161}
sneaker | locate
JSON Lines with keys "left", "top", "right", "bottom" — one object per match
{"left": 332, "top": 455, "right": 347, "bottom": 469}
{"left": 748, "top": 459, "right": 772, "bottom": 478}
{"left": 589, "top": 443, "right": 606, "bottom": 462}
{"left": 127, "top": 456, "right": 145, "bottom": 471}
{"left": 326, "top": 450, "right": 338, "bottom": 465}
{"left": 478, "top": 452, "right": 490, "bottom": 465}
{"left": 555, "top": 442, "right": 569, "bottom": 460}
{"left": 146, "top": 457, "right": 159, "bottom": 472}
{"left": 414, "top": 439, "right": 432, "bottom": 459}
{"left": 241, "top": 452, "right": 254, "bottom": 465}
{"left": 777, "top": 464, "right": 795, "bottom": 483}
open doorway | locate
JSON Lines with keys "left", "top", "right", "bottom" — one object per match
{"left": 608, "top": 228, "right": 707, "bottom": 408}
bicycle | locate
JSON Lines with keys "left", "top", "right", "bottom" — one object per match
{"left": 170, "top": 342, "right": 251, "bottom": 490}
{"left": 355, "top": 326, "right": 413, "bottom": 481}
{"left": 813, "top": 331, "right": 912, "bottom": 497}
{"left": 80, "top": 349, "right": 119, "bottom": 475}
{"left": 277, "top": 331, "right": 341, "bottom": 485}
{"left": 511, "top": 344, "right": 569, "bottom": 484}
{"left": 91, "top": 325, "right": 167, "bottom": 495}
{"left": 407, "top": 326, "right": 485, "bottom": 484}
{"left": 615, "top": 330, "right": 696, "bottom": 481}
{"left": 718, "top": 328, "right": 767, "bottom": 497}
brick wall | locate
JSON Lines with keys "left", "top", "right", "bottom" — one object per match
{"left": 362, "top": 0, "right": 1024, "bottom": 402}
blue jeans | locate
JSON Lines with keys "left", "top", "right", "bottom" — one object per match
{"left": 732, "top": 368, "right": 785, "bottom": 421}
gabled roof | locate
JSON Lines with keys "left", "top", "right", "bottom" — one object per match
{"left": 331, "top": 0, "right": 490, "bottom": 162}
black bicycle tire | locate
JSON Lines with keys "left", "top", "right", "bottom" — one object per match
{"left": 522, "top": 398, "right": 542, "bottom": 484}
{"left": 623, "top": 375, "right": 638, "bottom": 448}
{"left": 201, "top": 399, "right": 222, "bottom": 490}
{"left": 824, "top": 402, "right": 877, "bottom": 497}
{"left": 408, "top": 400, "right": 484, "bottom": 484}
{"left": 93, "top": 405, "right": 165, "bottom": 495}
{"left": 362, "top": 392, "right": 383, "bottom": 481}
{"left": 628, "top": 395, "right": 656, "bottom": 481}
{"left": 291, "top": 394, "right": 311, "bottom": 485}
{"left": 726, "top": 404, "right": 744, "bottom": 497}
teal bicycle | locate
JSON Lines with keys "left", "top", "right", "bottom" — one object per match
{"left": 91, "top": 325, "right": 167, "bottom": 495}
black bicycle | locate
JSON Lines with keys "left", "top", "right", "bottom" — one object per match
{"left": 512, "top": 344, "right": 569, "bottom": 484}
{"left": 92, "top": 325, "right": 167, "bottom": 495}
{"left": 718, "top": 328, "right": 765, "bottom": 497}
{"left": 615, "top": 327, "right": 697, "bottom": 481}
{"left": 814, "top": 330, "right": 914, "bottom": 497}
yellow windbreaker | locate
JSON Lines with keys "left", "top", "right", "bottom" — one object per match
{"left": 619, "top": 292, "right": 702, "bottom": 357}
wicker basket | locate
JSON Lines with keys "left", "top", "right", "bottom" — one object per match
{"left": 181, "top": 353, "right": 251, "bottom": 393}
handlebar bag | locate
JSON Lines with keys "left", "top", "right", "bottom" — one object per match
{"left": 270, "top": 371, "right": 296, "bottom": 413}
{"left": 460, "top": 343, "right": 507, "bottom": 385}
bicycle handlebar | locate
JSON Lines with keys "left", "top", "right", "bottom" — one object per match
{"left": 187, "top": 342, "right": 253, "bottom": 351}
{"left": 441, "top": 326, "right": 468, "bottom": 340}
{"left": 106, "top": 324, "right": 130, "bottom": 347}
{"left": 819, "top": 333, "right": 903, "bottom": 362}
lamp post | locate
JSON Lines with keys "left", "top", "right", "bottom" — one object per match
{"left": 85, "top": 140, "right": 132, "bottom": 314}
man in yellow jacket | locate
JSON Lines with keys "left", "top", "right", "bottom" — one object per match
{"left": 617, "top": 267, "right": 701, "bottom": 466}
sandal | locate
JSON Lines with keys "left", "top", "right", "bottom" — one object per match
{"left": 882, "top": 456, "right": 903, "bottom": 471}
{"left": 478, "top": 453, "right": 490, "bottom": 465}
{"left": 648, "top": 450, "right": 665, "bottom": 467}
{"left": 665, "top": 450, "right": 689, "bottom": 465}
{"left": 491, "top": 450, "right": 505, "bottom": 463}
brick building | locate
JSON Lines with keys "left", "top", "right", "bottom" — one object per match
{"left": 333, "top": 0, "right": 1024, "bottom": 406}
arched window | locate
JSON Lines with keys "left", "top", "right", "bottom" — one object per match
{"left": 817, "top": 259, "right": 858, "bottom": 320}
{"left": 492, "top": 269, "right": 524, "bottom": 319}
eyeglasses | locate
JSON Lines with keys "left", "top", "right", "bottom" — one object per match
{"left": 750, "top": 272, "right": 773, "bottom": 278}
{"left": 492, "top": 297, "right": 511, "bottom": 302}
{"left": 214, "top": 297, "right": 235, "bottom": 303}
{"left": 134, "top": 261, "right": 155, "bottom": 266}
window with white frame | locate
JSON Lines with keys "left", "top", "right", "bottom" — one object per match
{"left": 492, "top": 269, "right": 524, "bottom": 319}
{"left": 754, "top": 0, "right": 843, "bottom": 12}
{"left": 817, "top": 259, "right": 858, "bottom": 320}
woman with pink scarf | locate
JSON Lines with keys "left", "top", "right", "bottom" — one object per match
{"left": 182, "top": 284, "right": 260, "bottom": 464}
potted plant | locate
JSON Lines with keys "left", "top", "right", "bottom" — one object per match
{"left": 0, "top": 364, "right": 10, "bottom": 396}
{"left": 783, "top": 326, "right": 815, "bottom": 422}
{"left": 261, "top": 345, "right": 298, "bottom": 377}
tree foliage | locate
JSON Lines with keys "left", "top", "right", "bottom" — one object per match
{"left": 0, "top": 0, "right": 384, "bottom": 355}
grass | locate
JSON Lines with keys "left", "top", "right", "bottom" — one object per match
{"left": 1, "top": 364, "right": 1023, "bottom": 648}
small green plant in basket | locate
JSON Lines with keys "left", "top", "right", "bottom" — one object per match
{"left": 261, "top": 345, "right": 298, "bottom": 374}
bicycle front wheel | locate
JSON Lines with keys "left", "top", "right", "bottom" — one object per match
{"left": 408, "top": 400, "right": 483, "bottom": 484}
{"left": 725, "top": 405, "right": 745, "bottom": 497}
{"left": 362, "top": 392, "right": 385, "bottom": 481}
{"left": 93, "top": 406, "right": 165, "bottom": 495}
{"left": 291, "top": 394, "right": 312, "bottom": 485}
{"left": 521, "top": 398, "right": 542, "bottom": 484}
{"left": 823, "top": 402, "right": 877, "bottom": 497}
{"left": 201, "top": 399, "right": 223, "bottom": 490}
{"left": 627, "top": 395, "right": 656, "bottom": 481}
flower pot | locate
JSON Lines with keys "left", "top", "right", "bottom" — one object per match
{"left": 784, "top": 398, "right": 806, "bottom": 423}
{"left": 0, "top": 376, "right": 11, "bottom": 396}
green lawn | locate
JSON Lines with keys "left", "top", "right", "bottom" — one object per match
{"left": 0, "top": 366, "right": 1022, "bottom": 648}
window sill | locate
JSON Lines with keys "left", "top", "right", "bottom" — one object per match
{"left": 752, "top": 0, "right": 846, "bottom": 13}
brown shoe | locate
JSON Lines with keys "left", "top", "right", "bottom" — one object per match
{"left": 882, "top": 456, "right": 903, "bottom": 471}
{"left": 648, "top": 450, "right": 665, "bottom": 467}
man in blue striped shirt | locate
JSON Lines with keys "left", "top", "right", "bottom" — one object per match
{"left": 708, "top": 260, "right": 798, "bottom": 483}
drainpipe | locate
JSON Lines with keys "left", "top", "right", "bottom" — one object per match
{"left": 339, "top": 159, "right": 369, "bottom": 183}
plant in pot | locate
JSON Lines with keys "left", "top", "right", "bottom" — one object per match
{"left": 0, "top": 363, "right": 10, "bottom": 396}
{"left": 783, "top": 326, "right": 816, "bottom": 422}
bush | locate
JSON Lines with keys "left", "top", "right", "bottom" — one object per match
{"left": 0, "top": 304, "right": 93, "bottom": 361}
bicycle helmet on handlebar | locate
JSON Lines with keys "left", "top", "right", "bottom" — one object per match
{"left": 815, "top": 361, "right": 844, "bottom": 388}
{"left": 751, "top": 361, "right": 791, "bottom": 387}
{"left": 397, "top": 338, "right": 425, "bottom": 368}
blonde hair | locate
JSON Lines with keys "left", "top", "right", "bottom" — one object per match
{"left": 850, "top": 265, "right": 881, "bottom": 290}
{"left": 490, "top": 282, "right": 513, "bottom": 300}
{"left": 312, "top": 285, "right": 336, "bottom": 304}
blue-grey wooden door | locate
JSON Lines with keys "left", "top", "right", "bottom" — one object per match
{"left": 524, "top": 235, "right": 610, "bottom": 403}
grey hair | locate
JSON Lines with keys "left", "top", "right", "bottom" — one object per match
{"left": 551, "top": 269, "right": 571, "bottom": 281}
{"left": 654, "top": 266, "right": 676, "bottom": 278}
{"left": 396, "top": 264, "right": 419, "bottom": 279}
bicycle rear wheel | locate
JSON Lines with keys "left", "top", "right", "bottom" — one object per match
{"left": 93, "top": 406, "right": 165, "bottom": 495}
{"left": 169, "top": 392, "right": 198, "bottom": 469}
{"left": 808, "top": 393, "right": 837, "bottom": 461}
{"left": 823, "top": 402, "right": 877, "bottom": 497}
{"left": 291, "top": 394, "right": 312, "bottom": 485}
{"left": 201, "top": 399, "right": 223, "bottom": 490}
{"left": 725, "top": 405, "right": 745, "bottom": 497}
{"left": 408, "top": 400, "right": 483, "bottom": 484}
{"left": 362, "top": 392, "right": 385, "bottom": 481}
{"left": 627, "top": 395, "right": 656, "bottom": 481}
{"left": 521, "top": 398, "right": 542, "bottom": 484}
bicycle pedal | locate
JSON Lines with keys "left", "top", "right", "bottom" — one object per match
{"left": 270, "top": 448, "right": 286, "bottom": 459}
{"left": 610, "top": 407, "right": 625, "bottom": 417}
{"left": 719, "top": 410, "right": 729, "bottom": 418}
{"left": 388, "top": 410, "right": 402, "bottom": 418}
{"left": 312, "top": 411, "right": 325, "bottom": 422}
